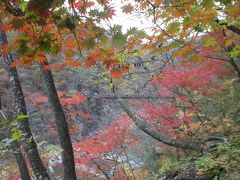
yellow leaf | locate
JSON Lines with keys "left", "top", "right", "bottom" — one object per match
{"left": 227, "top": 5, "right": 240, "bottom": 17}
{"left": 225, "top": 38, "right": 233, "bottom": 47}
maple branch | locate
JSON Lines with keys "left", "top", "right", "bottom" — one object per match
{"left": 0, "top": 99, "right": 8, "bottom": 120}
{"left": 121, "top": 145, "right": 137, "bottom": 180}
{"left": 3, "top": 2, "right": 25, "bottom": 16}
{"left": 216, "top": 19, "right": 240, "bottom": 36}
{"left": 116, "top": 95, "right": 202, "bottom": 151}
{"left": 51, "top": 12, "right": 67, "bottom": 44}
{"left": 147, "top": 1, "right": 192, "bottom": 47}
{"left": 89, "top": 94, "right": 163, "bottom": 100}
{"left": 227, "top": 25, "right": 240, "bottom": 36}
{"left": 91, "top": 158, "right": 110, "bottom": 180}
{"left": 222, "top": 35, "right": 240, "bottom": 80}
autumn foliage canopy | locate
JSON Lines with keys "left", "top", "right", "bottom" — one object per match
{"left": 0, "top": 0, "right": 240, "bottom": 179}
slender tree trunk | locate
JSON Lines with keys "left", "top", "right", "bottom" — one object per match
{"left": 40, "top": 60, "right": 77, "bottom": 180}
{"left": 117, "top": 96, "right": 202, "bottom": 151}
{"left": 227, "top": 25, "right": 240, "bottom": 36}
{"left": 0, "top": 23, "right": 50, "bottom": 180}
{"left": 11, "top": 141, "right": 31, "bottom": 180}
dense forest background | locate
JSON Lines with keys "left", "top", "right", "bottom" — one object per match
{"left": 0, "top": 0, "right": 240, "bottom": 179}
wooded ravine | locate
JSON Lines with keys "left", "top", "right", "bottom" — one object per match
{"left": 0, "top": 0, "right": 240, "bottom": 179}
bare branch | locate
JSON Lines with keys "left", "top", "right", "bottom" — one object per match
{"left": 116, "top": 95, "right": 202, "bottom": 151}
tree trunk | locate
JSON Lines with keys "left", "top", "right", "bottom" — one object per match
{"left": 40, "top": 60, "right": 77, "bottom": 180}
{"left": 117, "top": 96, "right": 202, "bottom": 151}
{"left": 0, "top": 23, "right": 50, "bottom": 180}
{"left": 227, "top": 25, "right": 240, "bottom": 36}
{"left": 11, "top": 141, "right": 31, "bottom": 180}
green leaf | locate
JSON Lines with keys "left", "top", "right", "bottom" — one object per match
{"left": 128, "top": 27, "right": 147, "bottom": 39}
{"left": 117, "top": 49, "right": 127, "bottom": 62}
{"left": 218, "top": 0, "right": 231, "bottom": 5}
{"left": 86, "top": 38, "right": 96, "bottom": 49}
{"left": 167, "top": 22, "right": 180, "bottom": 35}
{"left": 89, "top": 9, "right": 98, "bottom": 17}
{"left": 112, "top": 33, "right": 127, "bottom": 48}
{"left": 18, "top": 0, "right": 27, "bottom": 11}
{"left": 111, "top": 25, "right": 122, "bottom": 34}
{"left": 49, "top": 44, "right": 59, "bottom": 55}
{"left": 202, "top": 38, "right": 216, "bottom": 47}
{"left": 37, "top": 33, "right": 52, "bottom": 51}
{"left": 16, "top": 114, "right": 29, "bottom": 120}
{"left": 193, "top": 23, "right": 207, "bottom": 32}
{"left": 16, "top": 35, "right": 33, "bottom": 56}
{"left": 11, "top": 114, "right": 28, "bottom": 127}
{"left": 137, "top": 30, "right": 147, "bottom": 39}
{"left": 127, "top": 27, "right": 138, "bottom": 35}
{"left": 183, "top": 17, "right": 193, "bottom": 28}
{"left": 26, "top": 11, "right": 43, "bottom": 25}
{"left": 12, "top": 130, "right": 22, "bottom": 140}
{"left": 11, "top": 18, "right": 25, "bottom": 30}
{"left": 19, "top": 0, "right": 27, "bottom": 11}
{"left": 229, "top": 45, "right": 240, "bottom": 58}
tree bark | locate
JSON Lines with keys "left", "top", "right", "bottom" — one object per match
{"left": 89, "top": 94, "right": 165, "bottom": 100}
{"left": 227, "top": 25, "right": 240, "bottom": 36}
{"left": 40, "top": 60, "right": 77, "bottom": 180}
{"left": 229, "top": 58, "right": 240, "bottom": 80}
{"left": 11, "top": 141, "right": 31, "bottom": 180}
{"left": 0, "top": 23, "right": 50, "bottom": 180}
{"left": 117, "top": 96, "right": 202, "bottom": 151}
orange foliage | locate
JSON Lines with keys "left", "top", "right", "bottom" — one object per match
{"left": 0, "top": 43, "right": 9, "bottom": 55}
{"left": 74, "top": 114, "right": 136, "bottom": 165}
{"left": 110, "top": 65, "right": 129, "bottom": 79}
